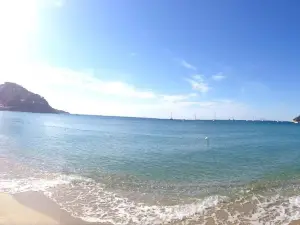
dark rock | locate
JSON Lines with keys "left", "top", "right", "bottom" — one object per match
{"left": 293, "top": 115, "right": 300, "bottom": 122}
{"left": 0, "top": 82, "right": 68, "bottom": 114}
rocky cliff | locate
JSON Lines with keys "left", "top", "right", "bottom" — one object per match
{"left": 293, "top": 115, "right": 300, "bottom": 122}
{"left": 0, "top": 82, "right": 68, "bottom": 114}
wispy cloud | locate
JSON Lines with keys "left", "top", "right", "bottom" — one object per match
{"left": 0, "top": 63, "right": 157, "bottom": 102}
{"left": 161, "top": 93, "right": 197, "bottom": 103}
{"left": 0, "top": 1, "right": 255, "bottom": 120}
{"left": 192, "top": 74, "right": 204, "bottom": 81}
{"left": 0, "top": 61, "right": 252, "bottom": 119}
{"left": 88, "top": 81, "right": 156, "bottom": 99}
{"left": 186, "top": 74, "right": 210, "bottom": 93}
{"left": 0, "top": 62, "right": 205, "bottom": 112}
{"left": 178, "top": 59, "right": 197, "bottom": 71}
{"left": 212, "top": 73, "right": 226, "bottom": 81}
{"left": 129, "top": 100, "right": 252, "bottom": 120}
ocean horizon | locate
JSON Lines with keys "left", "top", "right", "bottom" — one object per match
{"left": 36, "top": 112, "right": 294, "bottom": 123}
{"left": 1, "top": 111, "right": 300, "bottom": 224}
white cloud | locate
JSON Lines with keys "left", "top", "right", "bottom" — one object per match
{"left": 179, "top": 59, "right": 197, "bottom": 71}
{"left": 0, "top": 0, "right": 259, "bottom": 120}
{"left": 87, "top": 80, "right": 156, "bottom": 99}
{"left": 192, "top": 74, "right": 205, "bottom": 81}
{"left": 52, "top": 97, "right": 251, "bottom": 120}
{"left": 120, "top": 100, "right": 252, "bottom": 120}
{"left": 161, "top": 93, "right": 197, "bottom": 103}
{"left": 0, "top": 63, "right": 157, "bottom": 102}
{"left": 212, "top": 73, "right": 226, "bottom": 81}
{"left": 186, "top": 75, "right": 210, "bottom": 93}
{"left": 0, "top": 61, "right": 253, "bottom": 119}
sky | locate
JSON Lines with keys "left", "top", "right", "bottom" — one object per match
{"left": 0, "top": 0, "right": 300, "bottom": 120}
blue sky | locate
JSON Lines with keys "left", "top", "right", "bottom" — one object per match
{"left": 0, "top": 0, "right": 300, "bottom": 120}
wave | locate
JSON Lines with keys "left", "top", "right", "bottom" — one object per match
{"left": 1, "top": 173, "right": 300, "bottom": 225}
{"left": 246, "top": 194, "right": 300, "bottom": 224}
{"left": 0, "top": 174, "right": 226, "bottom": 224}
{"left": 0, "top": 175, "right": 84, "bottom": 193}
{"left": 77, "top": 195, "right": 225, "bottom": 225}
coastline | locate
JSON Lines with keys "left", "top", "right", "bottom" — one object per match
{"left": 0, "top": 191, "right": 299, "bottom": 225}
{"left": 0, "top": 191, "right": 111, "bottom": 225}
{"left": 1, "top": 116, "right": 300, "bottom": 224}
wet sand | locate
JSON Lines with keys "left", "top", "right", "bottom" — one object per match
{"left": 1, "top": 191, "right": 299, "bottom": 225}
{"left": 0, "top": 191, "right": 111, "bottom": 225}
{"left": 290, "top": 221, "right": 300, "bottom": 225}
{"left": 174, "top": 199, "right": 300, "bottom": 225}
{"left": 0, "top": 192, "right": 57, "bottom": 225}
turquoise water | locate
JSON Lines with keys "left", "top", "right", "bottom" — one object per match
{"left": 1, "top": 111, "right": 300, "bottom": 224}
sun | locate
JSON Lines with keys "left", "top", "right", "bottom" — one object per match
{"left": 0, "top": 0, "right": 39, "bottom": 62}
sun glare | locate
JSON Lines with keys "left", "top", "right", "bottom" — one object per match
{"left": 0, "top": 0, "right": 38, "bottom": 62}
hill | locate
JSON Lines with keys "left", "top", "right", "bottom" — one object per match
{"left": 0, "top": 82, "right": 68, "bottom": 114}
{"left": 293, "top": 115, "right": 300, "bottom": 122}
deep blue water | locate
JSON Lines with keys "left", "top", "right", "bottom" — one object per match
{"left": 1, "top": 111, "right": 300, "bottom": 224}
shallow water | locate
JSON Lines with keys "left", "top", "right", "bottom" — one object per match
{"left": 0, "top": 112, "right": 300, "bottom": 224}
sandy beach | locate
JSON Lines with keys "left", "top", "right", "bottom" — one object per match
{"left": 0, "top": 191, "right": 299, "bottom": 225}
{"left": 0, "top": 191, "right": 109, "bottom": 225}
{"left": 0, "top": 192, "right": 57, "bottom": 225}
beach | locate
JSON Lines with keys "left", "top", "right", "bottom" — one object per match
{"left": 1, "top": 0, "right": 300, "bottom": 222}
{"left": 0, "top": 191, "right": 111, "bottom": 225}
{"left": 1, "top": 113, "right": 300, "bottom": 224}
{"left": 1, "top": 191, "right": 300, "bottom": 225}
{"left": 0, "top": 192, "right": 57, "bottom": 225}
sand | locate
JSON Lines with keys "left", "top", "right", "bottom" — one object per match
{"left": 0, "top": 193, "right": 58, "bottom": 225}
{"left": 0, "top": 191, "right": 110, "bottom": 225}
{"left": 0, "top": 191, "right": 299, "bottom": 225}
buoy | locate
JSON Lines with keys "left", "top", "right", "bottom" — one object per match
{"left": 205, "top": 137, "right": 210, "bottom": 146}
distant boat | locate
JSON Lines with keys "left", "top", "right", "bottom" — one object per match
{"left": 170, "top": 112, "right": 173, "bottom": 120}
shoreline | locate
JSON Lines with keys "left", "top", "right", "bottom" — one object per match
{"left": 0, "top": 192, "right": 299, "bottom": 225}
{"left": 0, "top": 191, "right": 110, "bottom": 225}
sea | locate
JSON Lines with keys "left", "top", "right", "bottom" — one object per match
{"left": 0, "top": 111, "right": 300, "bottom": 225}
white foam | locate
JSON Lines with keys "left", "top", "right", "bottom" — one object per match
{"left": 44, "top": 178, "right": 226, "bottom": 225}
{"left": 3, "top": 173, "right": 300, "bottom": 225}
{"left": 230, "top": 194, "right": 300, "bottom": 225}
{"left": 79, "top": 196, "right": 225, "bottom": 225}
{"left": 0, "top": 174, "right": 87, "bottom": 194}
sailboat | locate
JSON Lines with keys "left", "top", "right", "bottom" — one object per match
{"left": 170, "top": 112, "right": 173, "bottom": 120}
{"left": 213, "top": 112, "right": 216, "bottom": 121}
